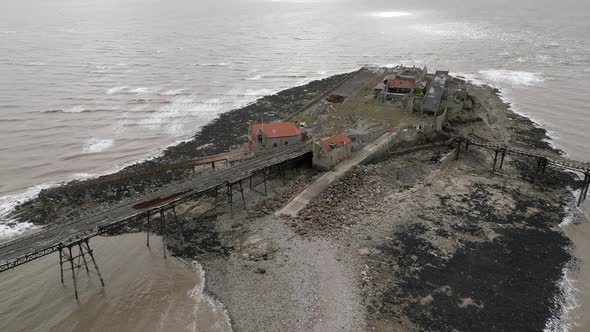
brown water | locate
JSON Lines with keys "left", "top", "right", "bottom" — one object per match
{"left": 0, "top": 233, "right": 231, "bottom": 332}
{"left": 562, "top": 203, "right": 590, "bottom": 332}
{"left": 1, "top": 0, "right": 590, "bottom": 330}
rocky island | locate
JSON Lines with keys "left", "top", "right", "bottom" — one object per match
{"left": 4, "top": 66, "right": 589, "bottom": 331}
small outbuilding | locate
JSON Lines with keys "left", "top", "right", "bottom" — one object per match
{"left": 313, "top": 134, "right": 353, "bottom": 170}
{"left": 249, "top": 122, "right": 303, "bottom": 154}
{"left": 386, "top": 79, "right": 416, "bottom": 94}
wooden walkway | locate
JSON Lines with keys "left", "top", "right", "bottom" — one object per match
{"left": 0, "top": 143, "right": 312, "bottom": 289}
{"left": 454, "top": 135, "right": 590, "bottom": 206}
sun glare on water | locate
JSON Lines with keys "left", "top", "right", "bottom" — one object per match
{"left": 371, "top": 11, "right": 413, "bottom": 18}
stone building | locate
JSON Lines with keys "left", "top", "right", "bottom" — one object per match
{"left": 312, "top": 134, "right": 353, "bottom": 170}
{"left": 421, "top": 70, "right": 448, "bottom": 116}
{"left": 249, "top": 122, "right": 303, "bottom": 154}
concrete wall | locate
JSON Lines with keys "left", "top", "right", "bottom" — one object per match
{"left": 435, "top": 107, "right": 448, "bottom": 131}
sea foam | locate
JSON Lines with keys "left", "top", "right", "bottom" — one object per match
{"left": 82, "top": 138, "right": 114, "bottom": 154}
{"left": 187, "top": 261, "right": 233, "bottom": 332}
{"left": 106, "top": 86, "right": 128, "bottom": 95}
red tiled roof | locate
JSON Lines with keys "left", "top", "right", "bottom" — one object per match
{"left": 252, "top": 122, "right": 302, "bottom": 139}
{"left": 320, "top": 134, "right": 352, "bottom": 153}
{"left": 387, "top": 79, "right": 416, "bottom": 90}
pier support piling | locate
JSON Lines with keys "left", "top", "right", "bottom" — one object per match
{"left": 238, "top": 180, "right": 246, "bottom": 209}
{"left": 146, "top": 213, "right": 150, "bottom": 247}
{"left": 78, "top": 243, "right": 90, "bottom": 273}
{"left": 499, "top": 149, "right": 506, "bottom": 170}
{"left": 584, "top": 174, "right": 590, "bottom": 200}
{"left": 58, "top": 239, "right": 105, "bottom": 299}
{"left": 263, "top": 169, "right": 268, "bottom": 196}
{"left": 58, "top": 245, "right": 64, "bottom": 284}
{"left": 67, "top": 246, "right": 78, "bottom": 300}
{"left": 281, "top": 165, "right": 287, "bottom": 184}
{"left": 214, "top": 186, "right": 219, "bottom": 214}
{"left": 83, "top": 239, "right": 105, "bottom": 287}
{"left": 492, "top": 149, "right": 499, "bottom": 173}
{"left": 227, "top": 183, "right": 233, "bottom": 212}
{"left": 580, "top": 172, "right": 590, "bottom": 206}
{"left": 172, "top": 206, "right": 184, "bottom": 245}
{"left": 160, "top": 210, "right": 167, "bottom": 259}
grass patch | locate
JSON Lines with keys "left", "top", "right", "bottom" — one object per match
{"left": 293, "top": 114, "right": 318, "bottom": 124}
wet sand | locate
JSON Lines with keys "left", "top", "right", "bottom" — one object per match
{"left": 0, "top": 233, "right": 231, "bottom": 332}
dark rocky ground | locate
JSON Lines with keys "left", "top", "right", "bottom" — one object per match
{"left": 10, "top": 72, "right": 352, "bottom": 226}
{"left": 279, "top": 82, "right": 584, "bottom": 330}
{"left": 6, "top": 72, "right": 586, "bottom": 331}
{"left": 162, "top": 81, "right": 585, "bottom": 331}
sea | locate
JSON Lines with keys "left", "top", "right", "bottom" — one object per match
{"left": 0, "top": 0, "right": 589, "bottom": 330}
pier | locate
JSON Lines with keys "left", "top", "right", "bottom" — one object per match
{"left": 453, "top": 135, "right": 590, "bottom": 206}
{"left": 0, "top": 143, "right": 312, "bottom": 299}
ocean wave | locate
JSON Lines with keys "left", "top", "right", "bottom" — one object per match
{"left": 0, "top": 170, "right": 104, "bottom": 241}
{"left": 64, "top": 105, "right": 85, "bottom": 113}
{"left": 137, "top": 97, "right": 232, "bottom": 136}
{"left": 108, "top": 86, "right": 188, "bottom": 96}
{"left": 245, "top": 75, "right": 262, "bottom": 80}
{"left": 198, "top": 63, "right": 230, "bottom": 67}
{"left": 129, "top": 87, "right": 158, "bottom": 95}
{"left": 0, "top": 183, "right": 57, "bottom": 240}
{"left": 41, "top": 106, "right": 86, "bottom": 113}
{"left": 228, "top": 88, "right": 277, "bottom": 97}
{"left": 42, "top": 108, "right": 116, "bottom": 114}
{"left": 159, "top": 89, "right": 188, "bottom": 96}
{"left": 544, "top": 42, "right": 561, "bottom": 49}
{"left": 544, "top": 253, "right": 580, "bottom": 332}
{"left": 106, "top": 86, "right": 129, "bottom": 95}
{"left": 82, "top": 138, "right": 114, "bottom": 154}
{"left": 26, "top": 61, "right": 46, "bottom": 66}
{"left": 263, "top": 74, "right": 308, "bottom": 79}
{"left": 0, "top": 220, "right": 37, "bottom": 242}
{"left": 187, "top": 261, "right": 233, "bottom": 332}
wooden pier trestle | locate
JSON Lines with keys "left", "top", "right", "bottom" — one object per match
{"left": 58, "top": 238, "right": 105, "bottom": 300}
{"left": 453, "top": 136, "right": 590, "bottom": 206}
{"left": 0, "top": 142, "right": 314, "bottom": 300}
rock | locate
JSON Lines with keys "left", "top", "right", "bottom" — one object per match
{"left": 254, "top": 267, "right": 266, "bottom": 274}
{"left": 359, "top": 248, "right": 370, "bottom": 256}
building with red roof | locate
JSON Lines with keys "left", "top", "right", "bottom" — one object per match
{"left": 250, "top": 122, "right": 303, "bottom": 153}
{"left": 386, "top": 78, "right": 417, "bottom": 94}
{"left": 313, "top": 134, "right": 353, "bottom": 169}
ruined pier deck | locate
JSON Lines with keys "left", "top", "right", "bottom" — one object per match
{"left": 0, "top": 143, "right": 312, "bottom": 273}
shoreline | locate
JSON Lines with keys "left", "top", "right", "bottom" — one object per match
{"left": 5, "top": 71, "right": 354, "bottom": 230}
{"left": 1, "top": 69, "right": 588, "bottom": 330}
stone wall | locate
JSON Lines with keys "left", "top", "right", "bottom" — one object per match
{"left": 312, "top": 144, "right": 353, "bottom": 170}
{"left": 435, "top": 107, "right": 448, "bottom": 131}
{"left": 252, "top": 135, "right": 303, "bottom": 154}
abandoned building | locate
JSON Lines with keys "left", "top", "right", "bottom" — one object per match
{"left": 312, "top": 133, "right": 353, "bottom": 170}
{"left": 374, "top": 66, "right": 428, "bottom": 113}
{"left": 249, "top": 122, "right": 303, "bottom": 153}
{"left": 422, "top": 70, "right": 449, "bottom": 116}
